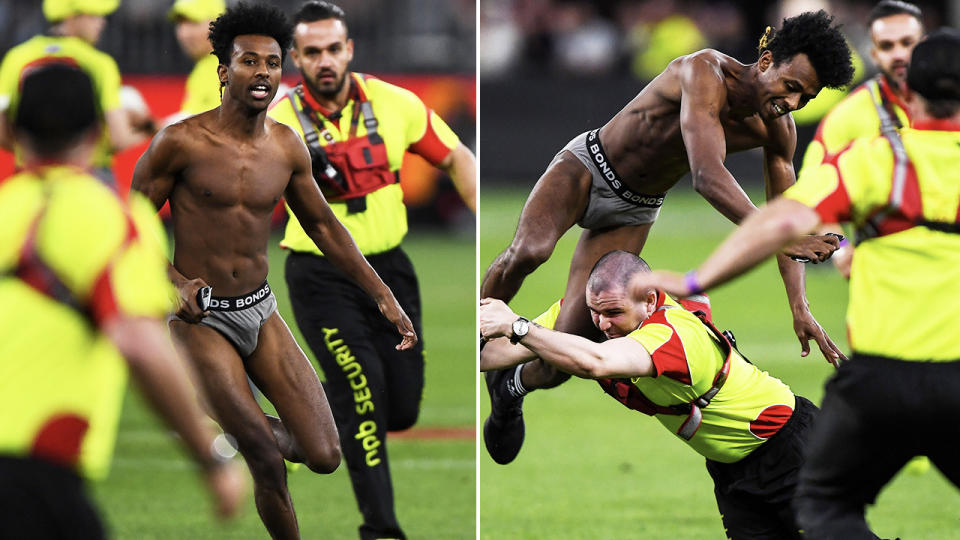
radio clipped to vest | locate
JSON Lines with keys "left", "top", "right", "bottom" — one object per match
{"left": 289, "top": 84, "right": 398, "bottom": 214}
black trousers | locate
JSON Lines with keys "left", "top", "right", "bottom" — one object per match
{"left": 286, "top": 248, "right": 425, "bottom": 540}
{"left": 795, "top": 354, "right": 960, "bottom": 540}
{"left": 705, "top": 395, "right": 817, "bottom": 540}
{"left": 0, "top": 456, "right": 105, "bottom": 540}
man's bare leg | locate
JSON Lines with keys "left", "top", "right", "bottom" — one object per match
{"left": 246, "top": 312, "right": 341, "bottom": 474}
{"left": 170, "top": 321, "right": 300, "bottom": 540}
{"left": 481, "top": 151, "right": 592, "bottom": 302}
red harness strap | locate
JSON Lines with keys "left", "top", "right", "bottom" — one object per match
{"left": 10, "top": 192, "right": 138, "bottom": 327}
{"left": 595, "top": 309, "right": 734, "bottom": 441}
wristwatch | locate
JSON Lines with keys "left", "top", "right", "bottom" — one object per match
{"left": 510, "top": 317, "right": 530, "bottom": 344}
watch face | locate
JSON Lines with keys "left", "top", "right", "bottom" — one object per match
{"left": 513, "top": 319, "right": 529, "bottom": 337}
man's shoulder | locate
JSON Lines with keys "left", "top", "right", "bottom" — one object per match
{"left": 359, "top": 74, "right": 424, "bottom": 108}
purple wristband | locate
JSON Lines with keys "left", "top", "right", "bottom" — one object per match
{"left": 684, "top": 270, "right": 705, "bottom": 295}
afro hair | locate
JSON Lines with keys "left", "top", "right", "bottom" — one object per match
{"left": 759, "top": 10, "right": 855, "bottom": 89}
{"left": 209, "top": 2, "right": 293, "bottom": 65}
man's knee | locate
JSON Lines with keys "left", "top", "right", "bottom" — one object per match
{"left": 303, "top": 439, "right": 341, "bottom": 475}
{"left": 387, "top": 401, "right": 420, "bottom": 432}
{"left": 504, "top": 237, "right": 556, "bottom": 276}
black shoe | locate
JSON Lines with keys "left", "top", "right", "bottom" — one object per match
{"left": 483, "top": 367, "right": 525, "bottom": 465}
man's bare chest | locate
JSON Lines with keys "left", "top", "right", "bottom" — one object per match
{"left": 176, "top": 142, "right": 290, "bottom": 211}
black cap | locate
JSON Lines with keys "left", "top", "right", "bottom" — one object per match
{"left": 907, "top": 28, "right": 960, "bottom": 101}
{"left": 13, "top": 63, "right": 98, "bottom": 155}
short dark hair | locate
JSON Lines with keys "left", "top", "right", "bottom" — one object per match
{"left": 907, "top": 28, "right": 960, "bottom": 118}
{"left": 587, "top": 251, "right": 652, "bottom": 294}
{"left": 758, "top": 10, "right": 855, "bottom": 89}
{"left": 209, "top": 2, "right": 293, "bottom": 65}
{"left": 14, "top": 64, "right": 98, "bottom": 157}
{"left": 868, "top": 0, "right": 923, "bottom": 28}
{"left": 294, "top": 1, "right": 346, "bottom": 26}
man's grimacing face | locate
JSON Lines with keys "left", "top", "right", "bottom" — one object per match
{"left": 587, "top": 285, "right": 657, "bottom": 340}
{"left": 756, "top": 51, "right": 821, "bottom": 121}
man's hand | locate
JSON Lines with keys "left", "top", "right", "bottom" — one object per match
{"left": 782, "top": 234, "right": 841, "bottom": 263}
{"left": 792, "top": 307, "right": 846, "bottom": 367}
{"left": 376, "top": 295, "right": 418, "bottom": 350}
{"left": 479, "top": 298, "right": 519, "bottom": 340}
{"left": 627, "top": 271, "right": 689, "bottom": 300}
{"left": 204, "top": 461, "right": 247, "bottom": 520}
{"left": 175, "top": 277, "right": 210, "bottom": 323}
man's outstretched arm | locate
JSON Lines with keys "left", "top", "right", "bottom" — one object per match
{"left": 104, "top": 315, "right": 247, "bottom": 519}
{"left": 679, "top": 56, "right": 760, "bottom": 223}
{"left": 281, "top": 128, "right": 416, "bottom": 350}
{"left": 479, "top": 298, "right": 653, "bottom": 379}
{"left": 763, "top": 134, "right": 845, "bottom": 364}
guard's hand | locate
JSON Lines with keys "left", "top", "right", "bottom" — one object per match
{"left": 204, "top": 461, "right": 247, "bottom": 520}
{"left": 377, "top": 295, "right": 418, "bottom": 350}
{"left": 627, "top": 270, "right": 688, "bottom": 300}
{"left": 479, "top": 298, "right": 518, "bottom": 340}
{"left": 783, "top": 234, "right": 841, "bottom": 263}
{"left": 792, "top": 307, "right": 846, "bottom": 368}
{"left": 176, "top": 277, "right": 210, "bottom": 323}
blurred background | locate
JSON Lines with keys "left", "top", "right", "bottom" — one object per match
{"left": 480, "top": 0, "right": 957, "bottom": 181}
{"left": 0, "top": 0, "right": 476, "bottom": 231}
{"left": 1, "top": 1, "right": 476, "bottom": 538}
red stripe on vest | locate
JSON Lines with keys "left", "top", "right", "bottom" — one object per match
{"left": 30, "top": 414, "right": 90, "bottom": 468}
{"left": 749, "top": 404, "right": 794, "bottom": 439}
{"left": 409, "top": 109, "right": 454, "bottom": 165}
{"left": 813, "top": 151, "right": 855, "bottom": 224}
{"left": 641, "top": 309, "right": 692, "bottom": 385}
{"left": 874, "top": 157, "right": 924, "bottom": 238}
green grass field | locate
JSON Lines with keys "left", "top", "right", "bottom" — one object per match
{"left": 92, "top": 230, "right": 476, "bottom": 539}
{"left": 478, "top": 186, "right": 960, "bottom": 539}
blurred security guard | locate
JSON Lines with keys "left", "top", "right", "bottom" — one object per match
{"left": 0, "top": 0, "right": 153, "bottom": 182}
{"left": 630, "top": 29, "right": 960, "bottom": 539}
{"left": 798, "top": 0, "right": 924, "bottom": 277}
{"left": 0, "top": 64, "right": 244, "bottom": 539}
{"left": 165, "top": 0, "right": 226, "bottom": 124}
{"left": 268, "top": 2, "right": 475, "bottom": 539}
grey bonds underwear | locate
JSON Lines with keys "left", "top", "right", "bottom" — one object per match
{"left": 172, "top": 281, "right": 278, "bottom": 357}
{"left": 561, "top": 129, "right": 665, "bottom": 230}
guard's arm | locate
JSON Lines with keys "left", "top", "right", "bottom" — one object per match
{"left": 103, "top": 315, "right": 246, "bottom": 519}
{"left": 282, "top": 128, "right": 417, "bottom": 350}
{"left": 679, "top": 56, "right": 757, "bottom": 224}
{"left": 479, "top": 298, "right": 654, "bottom": 379}
{"left": 437, "top": 143, "right": 476, "bottom": 213}
{"left": 480, "top": 337, "right": 539, "bottom": 372}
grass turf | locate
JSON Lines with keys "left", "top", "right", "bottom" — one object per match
{"left": 93, "top": 230, "right": 476, "bottom": 539}
{"left": 478, "top": 186, "right": 960, "bottom": 539}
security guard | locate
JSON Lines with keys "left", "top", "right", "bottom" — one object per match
{"left": 0, "top": 64, "right": 243, "bottom": 539}
{"left": 267, "top": 2, "right": 475, "bottom": 539}
{"left": 0, "top": 0, "right": 152, "bottom": 181}
{"left": 166, "top": 0, "right": 225, "bottom": 122}
{"left": 630, "top": 29, "right": 960, "bottom": 539}
{"left": 798, "top": 0, "right": 924, "bottom": 277}
{"left": 480, "top": 251, "right": 820, "bottom": 539}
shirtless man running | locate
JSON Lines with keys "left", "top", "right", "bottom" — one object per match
{"left": 132, "top": 4, "right": 416, "bottom": 539}
{"left": 482, "top": 10, "right": 854, "bottom": 465}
